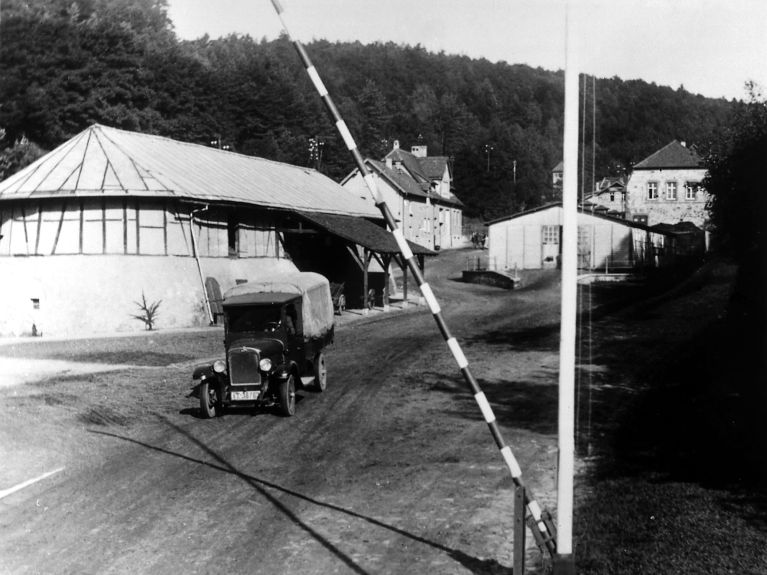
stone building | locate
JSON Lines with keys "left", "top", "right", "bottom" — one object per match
{"left": 625, "top": 140, "right": 708, "bottom": 227}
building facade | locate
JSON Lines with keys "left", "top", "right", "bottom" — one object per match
{"left": 0, "top": 124, "right": 381, "bottom": 336}
{"left": 341, "top": 141, "right": 463, "bottom": 250}
{"left": 487, "top": 203, "right": 674, "bottom": 271}
{"left": 625, "top": 140, "right": 708, "bottom": 227}
{"left": 583, "top": 176, "right": 627, "bottom": 217}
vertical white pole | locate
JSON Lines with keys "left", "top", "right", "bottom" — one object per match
{"left": 557, "top": 1, "right": 579, "bottom": 570}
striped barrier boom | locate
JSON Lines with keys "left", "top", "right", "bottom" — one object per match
{"left": 269, "top": 0, "right": 556, "bottom": 554}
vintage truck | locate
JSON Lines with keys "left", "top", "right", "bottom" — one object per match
{"left": 191, "top": 272, "right": 334, "bottom": 417}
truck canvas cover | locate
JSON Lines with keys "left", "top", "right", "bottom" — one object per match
{"left": 223, "top": 272, "right": 334, "bottom": 339}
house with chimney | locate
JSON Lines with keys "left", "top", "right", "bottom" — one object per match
{"left": 582, "top": 176, "right": 627, "bottom": 218}
{"left": 625, "top": 140, "right": 708, "bottom": 227}
{"left": 341, "top": 141, "right": 464, "bottom": 250}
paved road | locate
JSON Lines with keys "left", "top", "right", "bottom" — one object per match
{"left": 0, "top": 249, "right": 563, "bottom": 575}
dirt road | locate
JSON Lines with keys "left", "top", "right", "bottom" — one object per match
{"left": 0, "top": 249, "right": 563, "bottom": 574}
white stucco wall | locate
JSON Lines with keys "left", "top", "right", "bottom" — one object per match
{"left": 0, "top": 255, "right": 297, "bottom": 337}
{"left": 343, "top": 171, "right": 438, "bottom": 250}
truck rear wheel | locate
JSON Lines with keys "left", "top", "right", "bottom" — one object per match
{"left": 313, "top": 352, "right": 327, "bottom": 392}
{"left": 199, "top": 380, "right": 218, "bottom": 418}
{"left": 278, "top": 374, "right": 296, "bottom": 417}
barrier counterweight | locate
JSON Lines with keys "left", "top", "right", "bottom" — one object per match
{"left": 269, "top": 0, "right": 556, "bottom": 555}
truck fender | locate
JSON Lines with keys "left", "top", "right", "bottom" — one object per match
{"left": 190, "top": 364, "right": 221, "bottom": 398}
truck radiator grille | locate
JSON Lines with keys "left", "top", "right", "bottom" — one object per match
{"left": 228, "top": 347, "right": 261, "bottom": 386}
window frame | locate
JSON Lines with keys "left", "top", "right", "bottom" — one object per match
{"left": 542, "top": 225, "right": 560, "bottom": 245}
{"left": 647, "top": 181, "right": 659, "bottom": 200}
{"left": 685, "top": 181, "right": 698, "bottom": 200}
{"left": 665, "top": 181, "right": 678, "bottom": 201}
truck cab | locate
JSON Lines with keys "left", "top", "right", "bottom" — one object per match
{"left": 192, "top": 272, "right": 334, "bottom": 417}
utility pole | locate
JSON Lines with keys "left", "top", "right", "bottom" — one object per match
{"left": 484, "top": 144, "right": 494, "bottom": 172}
{"left": 308, "top": 136, "right": 325, "bottom": 171}
{"left": 513, "top": 160, "right": 517, "bottom": 184}
{"left": 210, "top": 135, "right": 230, "bottom": 151}
{"left": 554, "top": 2, "right": 578, "bottom": 574}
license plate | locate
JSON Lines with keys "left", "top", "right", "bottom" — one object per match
{"left": 231, "top": 390, "right": 259, "bottom": 401}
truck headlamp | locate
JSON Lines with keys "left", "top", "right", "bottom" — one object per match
{"left": 213, "top": 360, "right": 226, "bottom": 374}
{"left": 259, "top": 358, "right": 272, "bottom": 372}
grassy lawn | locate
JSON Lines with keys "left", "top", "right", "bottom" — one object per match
{"left": 572, "top": 259, "right": 767, "bottom": 574}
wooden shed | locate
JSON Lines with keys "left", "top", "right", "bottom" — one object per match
{"left": 487, "top": 203, "right": 674, "bottom": 272}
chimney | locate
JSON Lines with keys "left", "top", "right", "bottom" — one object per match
{"left": 393, "top": 140, "right": 400, "bottom": 150}
{"left": 386, "top": 157, "right": 392, "bottom": 169}
{"left": 680, "top": 141, "right": 686, "bottom": 147}
{"left": 411, "top": 145, "right": 427, "bottom": 158}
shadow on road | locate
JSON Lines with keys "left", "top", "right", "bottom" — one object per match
{"left": 407, "top": 370, "right": 559, "bottom": 436}
{"left": 90, "top": 417, "right": 516, "bottom": 575}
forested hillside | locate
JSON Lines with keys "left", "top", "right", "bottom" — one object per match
{"left": 0, "top": 0, "right": 741, "bottom": 220}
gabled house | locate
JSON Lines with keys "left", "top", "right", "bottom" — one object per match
{"left": 341, "top": 141, "right": 463, "bottom": 250}
{"left": 582, "top": 176, "right": 627, "bottom": 218}
{"left": 625, "top": 140, "right": 708, "bottom": 227}
{"left": 551, "top": 160, "right": 564, "bottom": 190}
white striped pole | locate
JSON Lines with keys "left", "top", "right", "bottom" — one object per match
{"left": 555, "top": 3, "right": 578, "bottom": 572}
{"left": 269, "top": 0, "right": 556, "bottom": 553}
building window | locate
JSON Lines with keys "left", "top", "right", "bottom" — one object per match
{"left": 685, "top": 181, "right": 698, "bottom": 200}
{"left": 665, "top": 181, "right": 677, "bottom": 200}
{"left": 227, "top": 216, "right": 239, "bottom": 257}
{"left": 647, "top": 182, "right": 658, "bottom": 200}
{"left": 542, "top": 225, "right": 559, "bottom": 244}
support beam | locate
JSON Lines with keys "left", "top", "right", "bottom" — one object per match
{"left": 382, "top": 253, "right": 391, "bottom": 310}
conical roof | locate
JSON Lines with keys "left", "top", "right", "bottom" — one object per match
{"left": 0, "top": 124, "right": 379, "bottom": 218}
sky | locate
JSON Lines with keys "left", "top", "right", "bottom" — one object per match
{"left": 166, "top": 0, "right": 767, "bottom": 102}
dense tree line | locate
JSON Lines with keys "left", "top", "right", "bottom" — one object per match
{"left": 0, "top": 0, "right": 740, "bottom": 221}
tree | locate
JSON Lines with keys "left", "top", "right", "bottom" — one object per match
{"left": 703, "top": 82, "right": 767, "bottom": 324}
{"left": 0, "top": 134, "right": 46, "bottom": 180}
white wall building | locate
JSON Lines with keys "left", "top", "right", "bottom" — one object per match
{"left": 0, "top": 124, "right": 380, "bottom": 336}
{"left": 342, "top": 141, "right": 463, "bottom": 250}
{"left": 487, "top": 203, "right": 674, "bottom": 271}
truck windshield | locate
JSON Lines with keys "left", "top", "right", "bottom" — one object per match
{"left": 227, "top": 306, "right": 282, "bottom": 333}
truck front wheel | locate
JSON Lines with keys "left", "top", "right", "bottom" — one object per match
{"left": 199, "top": 380, "right": 219, "bottom": 418}
{"left": 278, "top": 374, "right": 296, "bottom": 417}
{"left": 313, "top": 352, "right": 327, "bottom": 392}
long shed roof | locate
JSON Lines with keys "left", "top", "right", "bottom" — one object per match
{"left": 0, "top": 124, "right": 380, "bottom": 218}
{"left": 295, "top": 210, "right": 435, "bottom": 256}
{"left": 486, "top": 202, "right": 674, "bottom": 235}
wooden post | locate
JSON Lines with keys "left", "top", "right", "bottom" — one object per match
{"left": 514, "top": 484, "right": 527, "bottom": 574}
{"left": 382, "top": 254, "right": 391, "bottom": 311}
{"left": 400, "top": 254, "right": 409, "bottom": 307}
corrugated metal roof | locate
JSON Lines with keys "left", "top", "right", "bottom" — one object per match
{"left": 486, "top": 202, "right": 674, "bottom": 234}
{"left": 295, "top": 211, "right": 435, "bottom": 255}
{"left": 0, "top": 124, "right": 381, "bottom": 218}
